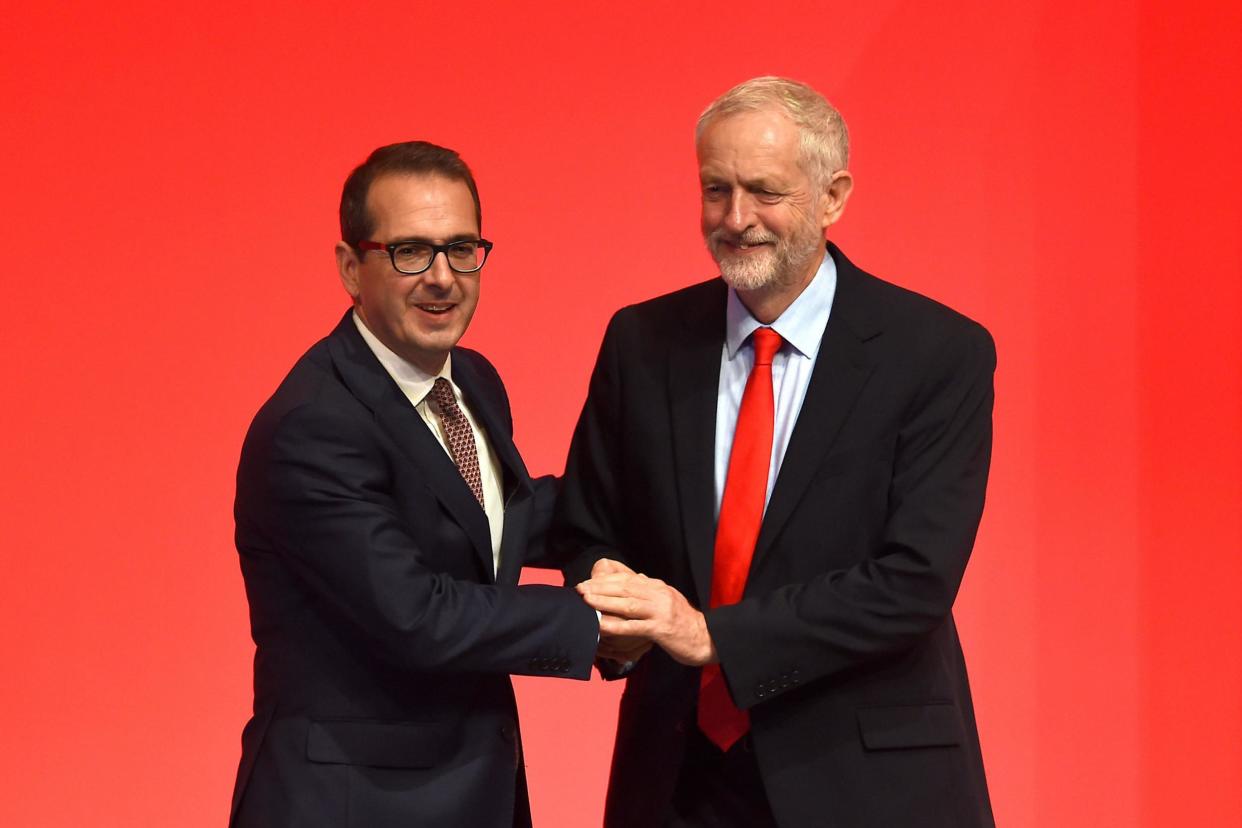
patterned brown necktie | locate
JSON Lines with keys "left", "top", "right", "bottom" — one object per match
{"left": 428, "top": 378, "right": 484, "bottom": 506}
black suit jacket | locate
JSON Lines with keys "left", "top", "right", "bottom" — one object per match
{"left": 555, "top": 244, "right": 996, "bottom": 827}
{"left": 230, "top": 312, "right": 598, "bottom": 828}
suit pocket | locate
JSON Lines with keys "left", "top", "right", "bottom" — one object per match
{"left": 306, "top": 719, "right": 448, "bottom": 769}
{"left": 856, "top": 702, "right": 963, "bottom": 750}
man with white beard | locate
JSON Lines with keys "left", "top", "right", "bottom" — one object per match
{"left": 557, "top": 76, "right": 997, "bottom": 827}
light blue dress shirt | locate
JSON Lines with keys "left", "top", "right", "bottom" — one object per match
{"left": 713, "top": 251, "right": 838, "bottom": 517}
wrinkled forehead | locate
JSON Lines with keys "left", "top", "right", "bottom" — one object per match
{"left": 696, "top": 109, "right": 806, "bottom": 177}
{"left": 697, "top": 104, "right": 799, "bottom": 144}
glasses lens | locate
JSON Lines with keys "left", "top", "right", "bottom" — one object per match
{"left": 445, "top": 241, "right": 486, "bottom": 272}
{"left": 391, "top": 242, "right": 433, "bottom": 274}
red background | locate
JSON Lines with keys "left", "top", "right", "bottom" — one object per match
{"left": 2, "top": 1, "right": 1239, "bottom": 825}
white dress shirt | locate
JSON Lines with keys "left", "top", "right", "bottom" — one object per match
{"left": 352, "top": 312, "right": 506, "bottom": 575}
{"left": 714, "top": 252, "right": 838, "bottom": 516}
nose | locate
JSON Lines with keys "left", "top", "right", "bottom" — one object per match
{"left": 422, "top": 250, "right": 456, "bottom": 289}
{"left": 723, "top": 190, "right": 755, "bottom": 234}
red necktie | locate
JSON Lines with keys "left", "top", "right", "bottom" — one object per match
{"left": 698, "top": 327, "right": 783, "bottom": 751}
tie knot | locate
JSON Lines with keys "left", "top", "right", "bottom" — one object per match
{"left": 751, "top": 327, "right": 783, "bottom": 366}
{"left": 429, "top": 377, "right": 457, "bottom": 409}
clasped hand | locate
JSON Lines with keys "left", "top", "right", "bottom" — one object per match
{"left": 577, "top": 558, "right": 717, "bottom": 667}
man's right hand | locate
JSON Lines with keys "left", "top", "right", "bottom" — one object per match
{"left": 589, "top": 558, "right": 654, "bottom": 663}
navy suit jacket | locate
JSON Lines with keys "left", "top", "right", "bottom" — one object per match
{"left": 230, "top": 312, "right": 598, "bottom": 828}
{"left": 555, "top": 244, "right": 996, "bottom": 827}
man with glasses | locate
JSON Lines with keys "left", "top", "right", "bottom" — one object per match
{"left": 561, "top": 77, "right": 995, "bottom": 826}
{"left": 229, "top": 141, "right": 598, "bottom": 828}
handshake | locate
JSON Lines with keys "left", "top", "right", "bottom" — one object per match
{"left": 575, "top": 558, "right": 718, "bottom": 667}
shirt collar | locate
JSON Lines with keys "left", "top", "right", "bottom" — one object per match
{"left": 724, "top": 248, "right": 838, "bottom": 360}
{"left": 352, "top": 310, "right": 453, "bottom": 403}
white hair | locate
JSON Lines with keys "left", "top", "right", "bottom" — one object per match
{"left": 696, "top": 76, "right": 850, "bottom": 185}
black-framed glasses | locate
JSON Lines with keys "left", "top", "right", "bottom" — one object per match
{"left": 356, "top": 239, "right": 494, "bottom": 275}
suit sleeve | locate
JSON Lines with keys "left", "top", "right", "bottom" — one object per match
{"left": 256, "top": 401, "right": 599, "bottom": 679}
{"left": 460, "top": 351, "right": 565, "bottom": 570}
{"left": 520, "top": 474, "right": 566, "bottom": 569}
{"left": 708, "top": 321, "right": 996, "bottom": 709}
{"left": 553, "top": 311, "right": 636, "bottom": 587}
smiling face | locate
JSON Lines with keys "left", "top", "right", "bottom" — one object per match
{"left": 698, "top": 108, "right": 851, "bottom": 320}
{"left": 336, "top": 173, "right": 481, "bottom": 374}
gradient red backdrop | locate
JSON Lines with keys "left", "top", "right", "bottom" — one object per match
{"left": 2, "top": 1, "right": 1239, "bottom": 825}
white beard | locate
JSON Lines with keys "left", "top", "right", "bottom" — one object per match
{"left": 718, "top": 244, "right": 780, "bottom": 290}
{"left": 707, "top": 219, "right": 822, "bottom": 292}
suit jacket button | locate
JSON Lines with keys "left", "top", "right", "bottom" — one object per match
{"left": 500, "top": 722, "right": 517, "bottom": 741}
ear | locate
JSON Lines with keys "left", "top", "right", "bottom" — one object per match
{"left": 335, "top": 241, "right": 362, "bottom": 300}
{"left": 820, "top": 170, "right": 855, "bottom": 229}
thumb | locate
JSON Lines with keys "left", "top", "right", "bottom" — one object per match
{"left": 593, "top": 557, "right": 635, "bottom": 576}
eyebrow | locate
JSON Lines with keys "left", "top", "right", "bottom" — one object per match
{"left": 387, "top": 234, "right": 481, "bottom": 245}
{"left": 700, "top": 175, "right": 786, "bottom": 192}
{"left": 699, "top": 165, "right": 786, "bottom": 185}
{"left": 745, "top": 180, "right": 786, "bottom": 192}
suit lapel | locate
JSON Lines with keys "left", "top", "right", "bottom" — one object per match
{"left": 750, "top": 245, "right": 881, "bottom": 574}
{"left": 452, "top": 354, "right": 532, "bottom": 585}
{"left": 326, "top": 313, "right": 495, "bottom": 581}
{"left": 669, "top": 281, "right": 729, "bottom": 608}
{"left": 452, "top": 354, "right": 529, "bottom": 502}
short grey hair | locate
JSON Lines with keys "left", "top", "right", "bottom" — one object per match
{"left": 696, "top": 76, "right": 850, "bottom": 186}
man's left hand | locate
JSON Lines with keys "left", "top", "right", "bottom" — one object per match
{"left": 576, "top": 572, "right": 717, "bottom": 667}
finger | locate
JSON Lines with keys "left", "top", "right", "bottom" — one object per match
{"left": 597, "top": 633, "right": 650, "bottom": 652}
{"left": 576, "top": 579, "right": 628, "bottom": 597}
{"left": 598, "top": 634, "right": 650, "bottom": 649}
{"left": 578, "top": 573, "right": 656, "bottom": 597}
{"left": 581, "top": 592, "right": 652, "bottom": 619}
{"left": 602, "top": 558, "right": 636, "bottom": 575}
{"left": 581, "top": 573, "right": 645, "bottom": 593}
{"left": 598, "top": 644, "right": 650, "bottom": 663}
{"left": 598, "top": 615, "right": 651, "bottom": 637}
{"left": 602, "top": 638, "right": 653, "bottom": 658}
{"left": 576, "top": 578, "right": 639, "bottom": 599}
{"left": 593, "top": 557, "right": 635, "bottom": 576}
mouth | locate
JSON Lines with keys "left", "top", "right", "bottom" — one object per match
{"left": 724, "top": 239, "right": 772, "bottom": 255}
{"left": 414, "top": 303, "right": 455, "bottom": 315}
{"left": 709, "top": 228, "right": 776, "bottom": 252}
